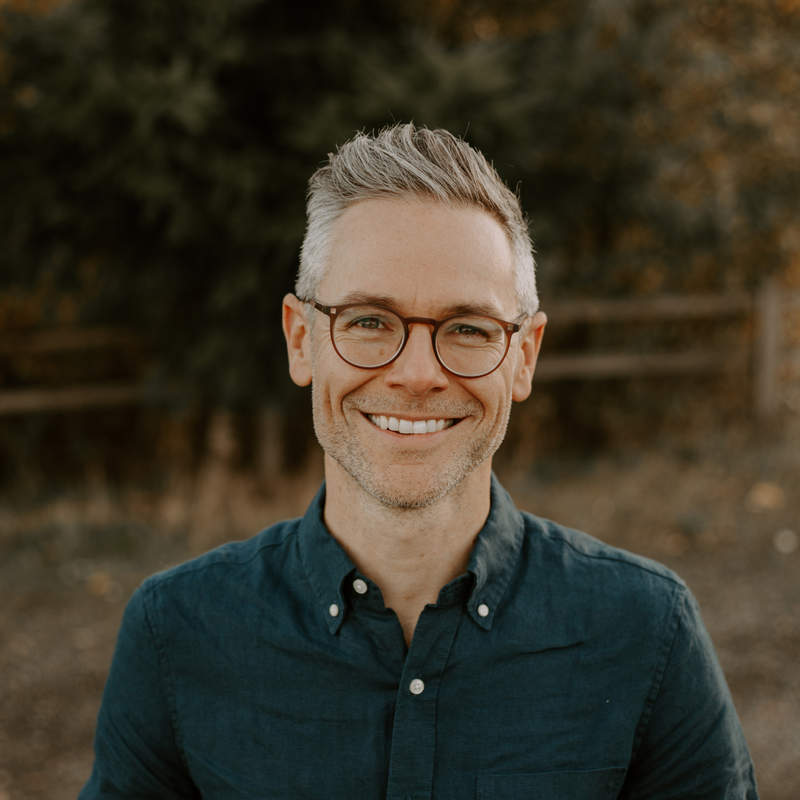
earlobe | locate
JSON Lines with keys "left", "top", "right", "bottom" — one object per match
{"left": 511, "top": 311, "right": 547, "bottom": 402}
{"left": 282, "top": 293, "right": 313, "bottom": 387}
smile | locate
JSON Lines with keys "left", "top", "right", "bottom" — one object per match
{"left": 366, "top": 414, "right": 457, "bottom": 435}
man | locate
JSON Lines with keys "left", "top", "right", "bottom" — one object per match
{"left": 81, "top": 124, "right": 758, "bottom": 798}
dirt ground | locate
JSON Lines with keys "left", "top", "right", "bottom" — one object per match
{"left": 0, "top": 417, "right": 797, "bottom": 799}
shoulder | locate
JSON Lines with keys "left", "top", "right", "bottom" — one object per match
{"left": 521, "top": 511, "right": 685, "bottom": 589}
{"left": 138, "top": 516, "right": 303, "bottom": 606}
{"left": 523, "top": 511, "right": 684, "bottom": 585}
{"left": 517, "top": 511, "right": 689, "bottom": 630}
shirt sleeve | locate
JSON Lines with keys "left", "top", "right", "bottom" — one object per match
{"left": 79, "top": 582, "right": 199, "bottom": 799}
{"left": 621, "top": 585, "right": 758, "bottom": 799}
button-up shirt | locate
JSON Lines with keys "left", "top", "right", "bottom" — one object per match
{"left": 81, "top": 477, "right": 758, "bottom": 799}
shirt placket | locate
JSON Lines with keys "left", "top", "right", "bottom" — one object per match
{"left": 385, "top": 602, "right": 465, "bottom": 800}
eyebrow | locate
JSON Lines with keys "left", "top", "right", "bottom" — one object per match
{"left": 333, "top": 292, "right": 507, "bottom": 319}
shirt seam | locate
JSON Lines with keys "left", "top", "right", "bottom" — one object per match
{"left": 628, "top": 582, "right": 685, "bottom": 763}
{"left": 148, "top": 524, "right": 298, "bottom": 587}
{"left": 140, "top": 581, "right": 193, "bottom": 778}
{"left": 538, "top": 526, "right": 686, "bottom": 588}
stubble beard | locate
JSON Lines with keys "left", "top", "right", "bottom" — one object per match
{"left": 311, "top": 384, "right": 513, "bottom": 511}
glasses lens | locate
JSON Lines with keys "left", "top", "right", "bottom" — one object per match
{"left": 436, "top": 315, "right": 508, "bottom": 376}
{"left": 332, "top": 305, "right": 405, "bottom": 367}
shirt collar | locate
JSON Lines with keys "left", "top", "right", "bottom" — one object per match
{"left": 464, "top": 474, "right": 525, "bottom": 630}
{"left": 297, "top": 484, "right": 355, "bottom": 634}
{"left": 297, "top": 474, "right": 525, "bottom": 634}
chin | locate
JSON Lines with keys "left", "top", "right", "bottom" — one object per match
{"left": 363, "top": 484, "right": 448, "bottom": 511}
{"left": 345, "top": 460, "right": 485, "bottom": 512}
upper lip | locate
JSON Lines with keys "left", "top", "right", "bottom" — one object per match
{"left": 345, "top": 396, "right": 477, "bottom": 420}
{"left": 364, "top": 412, "right": 455, "bottom": 420}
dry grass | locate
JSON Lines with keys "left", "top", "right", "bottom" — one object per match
{"left": 0, "top": 417, "right": 798, "bottom": 799}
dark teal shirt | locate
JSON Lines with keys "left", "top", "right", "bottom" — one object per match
{"left": 81, "top": 477, "right": 757, "bottom": 799}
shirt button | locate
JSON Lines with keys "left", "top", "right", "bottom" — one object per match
{"left": 409, "top": 678, "right": 425, "bottom": 695}
{"left": 477, "top": 603, "right": 490, "bottom": 618}
{"left": 352, "top": 578, "right": 368, "bottom": 595}
{"left": 328, "top": 603, "right": 340, "bottom": 617}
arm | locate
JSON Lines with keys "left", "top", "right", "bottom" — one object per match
{"left": 621, "top": 587, "right": 758, "bottom": 799}
{"left": 79, "top": 583, "right": 199, "bottom": 799}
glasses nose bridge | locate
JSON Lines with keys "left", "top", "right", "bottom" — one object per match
{"left": 401, "top": 315, "right": 439, "bottom": 350}
{"left": 395, "top": 314, "right": 443, "bottom": 366}
{"left": 403, "top": 315, "right": 439, "bottom": 328}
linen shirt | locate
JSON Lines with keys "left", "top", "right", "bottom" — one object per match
{"left": 81, "top": 477, "right": 757, "bottom": 799}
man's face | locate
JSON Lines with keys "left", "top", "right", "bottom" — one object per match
{"left": 284, "top": 197, "right": 545, "bottom": 509}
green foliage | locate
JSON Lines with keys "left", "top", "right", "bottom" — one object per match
{"left": 0, "top": 0, "right": 516, "bottom": 407}
{"left": 1, "top": 0, "right": 797, "bottom": 418}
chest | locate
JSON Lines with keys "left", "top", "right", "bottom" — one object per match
{"left": 170, "top": 602, "right": 645, "bottom": 799}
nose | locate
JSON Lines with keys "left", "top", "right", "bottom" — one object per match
{"left": 383, "top": 322, "right": 449, "bottom": 394}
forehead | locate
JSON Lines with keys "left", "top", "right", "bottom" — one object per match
{"left": 319, "top": 197, "right": 517, "bottom": 317}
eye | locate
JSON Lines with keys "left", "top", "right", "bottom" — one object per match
{"left": 445, "top": 321, "right": 491, "bottom": 341}
{"left": 451, "top": 323, "right": 488, "bottom": 338}
{"left": 349, "top": 315, "right": 386, "bottom": 330}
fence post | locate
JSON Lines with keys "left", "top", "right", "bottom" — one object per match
{"left": 754, "top": 277, "right": 781, "bottom": 420}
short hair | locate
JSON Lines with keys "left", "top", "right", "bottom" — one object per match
{"left": 296, "top": 123, "right": 539, "bottom": 315}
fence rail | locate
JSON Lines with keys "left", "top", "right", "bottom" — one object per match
{"left": 0, "top": 383, "right": 145, "bottom": 415}
{"left": 536, "top": 350, "right": 749, "bottom": 381}
{"left": 0, "top": 326, "right": 140, "bottom": 355}
{"left": 0, "top": 281, "right": 797, "bottom": 419}
{"left": 527, "top": 279, "right": 798, "bottom": 420}
{"left": 544, "top": 291, "right": 752, "bottom": 324}
{"left": 0, "top": 324, "right": 145, "bottom": 415}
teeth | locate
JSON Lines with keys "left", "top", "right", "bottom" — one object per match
{"left": 368, "top": 415, "right": 453, "bottom": 435}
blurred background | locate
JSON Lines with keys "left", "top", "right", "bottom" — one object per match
{"left": 1, "top": 0, "right": 798, "bottom": 797}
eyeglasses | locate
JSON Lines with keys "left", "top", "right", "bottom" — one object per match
{"left": 305, "top": 299, "right": 526, "bottom": 378}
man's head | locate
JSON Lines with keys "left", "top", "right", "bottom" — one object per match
{"left": 284, "top": 125, "right": 546, "bottom": 510}
{"left": 297, "top": 123, "right": 539, "bottom": 317}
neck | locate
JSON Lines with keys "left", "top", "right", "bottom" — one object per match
{"left": 322, "top": 456, "right": 492, "bottom": 644}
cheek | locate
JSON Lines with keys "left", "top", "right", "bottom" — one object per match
{"left": 466, "top": 380, "right": 512, "bottom": 440}
{"left": 310, "top": 346, "right": 368, "bottom": 413}
{"left": 310, "top": 331, "right": 342, "bottom": 390}
{"left": 482, "top": 368, "right": 515, "bottom": 412}
{"left": 487, "top": 381, "right": 516, "bottom": 439}
{"left": 310, "top": 324, "right": 336, "bottom": 364}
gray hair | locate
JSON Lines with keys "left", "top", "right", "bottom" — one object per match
{"left": 296, "top": 123, "right": 538, "bottom": 315}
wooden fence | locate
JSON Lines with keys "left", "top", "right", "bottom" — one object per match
{"left": 1, "top": 279, "right": 798, "bottom": 420}
{"left": 0, "top": 327, "right": 146, "bottom": 415}
{"left": 536, "top": 278, "right": 799, "bottom": 420}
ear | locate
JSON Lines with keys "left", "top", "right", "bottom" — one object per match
{"left": 282, "top": 293, "right": 313, "bottom": 387}
{"left": 511, "top": 311, "right": 547, "bottom": 402}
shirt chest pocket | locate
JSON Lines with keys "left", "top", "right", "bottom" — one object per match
{"left": 476, "top": 767, "right": 626, "bottom": 799}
